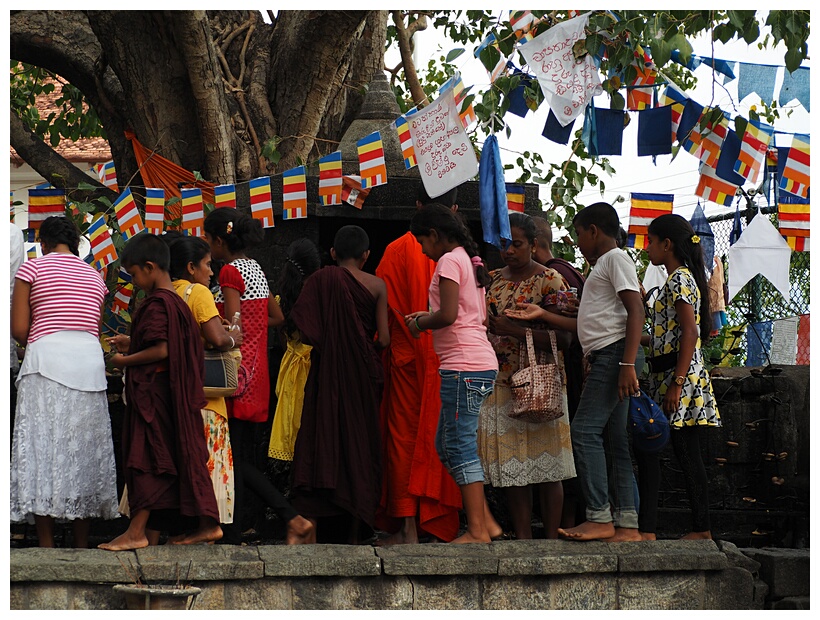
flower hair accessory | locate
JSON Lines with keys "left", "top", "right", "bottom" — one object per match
{"left": 226, "top": 221, "right": 233, "bottom": 234}
{"left": 471, "top": 256, "right": 484, "bottom": 267}
{"left": 691, "top": 235, "right": 700, "bottom": 244}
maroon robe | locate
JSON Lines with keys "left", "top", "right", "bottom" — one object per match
{"left": 123, "top": 288, "right": 218, "bottom": 521}
{"left": 290, "top": 266, "right": 383, "bottom": 527}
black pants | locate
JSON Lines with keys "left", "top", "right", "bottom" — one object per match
{"left": 222, "top": 417, "right": 297, "bottom": 543}
{"left": 634, "top": 448, "right": 660, "bottom": 534}
{"left": 671, "top": 426, "right": 711, "bottom": 533}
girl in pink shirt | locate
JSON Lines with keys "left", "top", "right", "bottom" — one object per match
{"left": 405, "top": 203, "right": 501, "bottom": 544}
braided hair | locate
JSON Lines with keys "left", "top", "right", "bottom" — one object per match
{"left": 276, "top": 238, "right": 321, "bottom": 334}
{"left": 39, "top": 216, "right": 80, "bottom": 256}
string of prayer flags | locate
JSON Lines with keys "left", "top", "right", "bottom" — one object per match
{"left": 394, "top": 116, "right": 417, "bottom": 169}
{"left": 341, "top": 175, "right": 370, "bottom": 209}
{"left": 778, "top": 66, "right": 810, "bottom": 111}
{"left": 87, "top": 216, "right": 118, "bottom": 270}
{"left": 659, "top": 85, "right": 687, "bottom": 142}
{"left": 737, "top": 63, "right": 778, "bottom": 104}
{"left": 734, "top": 119, "right": 775, "bottom": 184}
{"left": 112, "top": 284, "right": 133, "bottom": 315}
{"left": 715, "top": 129, "right": 747, "bottom": 187}
{"left": 696, "top": 163, "right": 739, "bottom": 207}
{"left": 112, "top": 188, "right": 145, "bottom": 241}
{"left": 506, "top": 183, "right": 525, "bottom": 212}
{"left": 474, "top": 33, "right": 508, "bottom": 83}
{"left": 509, "top": 10, "right": 536, "bottom": 42}
{"left": 637, "top": 105, "right": 673, "bottom": 156}
{"left": 93, "top": 161, "right": 118, "bottom": 189}
{"left": 27, "top": 188, "right": 66, "bottom": 231}
{"left": 282, "top": 166, "right": 308, "bottom": 220}
{"left": 779, "top": 134, "right": 810, "bottom": 198}
{"left": 144, "top": 188, "right": 165, "bottom": 235}
{"left": 542, "top": 109, "right": 575, "bottom": 145}
{"left": 778, "top": 202, "right": 810, "bottom": 251}
{"left": 249, "top": 176, "right": 274, "bottom": 228}
{"left": 440, "top": 73, "right": 477, "bottom": 129}
{"left": 698, "top": 114, "right": 730, "bottom": 169}
{"left": 678, "top": 99, "right": 705, "bottom": 152}
{"left": 181, "top": 187, "right": 204, "bottom": 237}
{"left": 582, "top": 107, "right": 625, "bottom": 157}
{"left": 357, "top": 131, "right": 388, "bottom": 189}
{"left": 214, "top": 184, "right": 237, "bottom": 208}
{"left": 626, "top": 47, "right": 657, "bottom": 111}
{"left": 627, "top": 193, "right": 674, "bottom": 249}
{"left": 318, "top": 152, "right": 343, "bottom": 205}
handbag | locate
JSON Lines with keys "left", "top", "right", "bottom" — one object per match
{"left": 508, "top": 328, "right": 565, "bottom": 423}
{"left": 629, "top": 389, "right": 670, "bottom": 453}
{"left": 183, "top": 283, "right": 243, "bottom": 399}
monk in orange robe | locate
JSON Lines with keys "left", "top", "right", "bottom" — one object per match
{"left": 374, "top": 188, "right": 463, "bottom": 544}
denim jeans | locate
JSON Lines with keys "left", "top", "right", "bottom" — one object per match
{"left": 571, "top": 339, "right": 645, "bottom": 528}
{"left": 436, "top": 369, "right": 497, "bottom": 486}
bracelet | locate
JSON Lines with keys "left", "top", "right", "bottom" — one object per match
{"left": 414, "top": 317, "right": 424, "bottom": 332}
{"left": 618, "top": 361, "right": 635, "bottom": 366}
{"left": 228, "top": 336, "right": 235, "bottom": 349}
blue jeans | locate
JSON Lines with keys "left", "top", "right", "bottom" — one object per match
{"left": 436, "top": 369, "right": 497, "bottom": 486}
{"left": 571, "top": 339, "right": 645, "bottom": 528}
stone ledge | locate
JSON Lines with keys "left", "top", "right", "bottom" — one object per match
{"left": 260, "top": 544, "right": 381, "bottom": 577}
{"left": 10, "top": 548, "right": 134, "bottom": 583}
{"left": 490, "top": 539, "right": 617, "bottom": 575}
{"left": 134, "top": 544, "right": 264, "bottom": 581}
{"left": 739, "top": 547, "right": 810, "bottom": 598}
{"left": 376, "top": 542, "right": 497, "bottom": 575}
{"left": 613, "top": 539, "right": 728, "bottom": 572}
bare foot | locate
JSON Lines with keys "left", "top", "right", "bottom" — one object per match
{"left": 607, "top": 527, "right": 642, "bottom": 542}
{"left": 451, "top": 531, "right": 491, "bottom": 544}
{"left": 165, "top": 533, "right": 186, "bottom": 545}
{"left": 640, "top": 532, "right": 657, "bottom": 541}
{"left": 558, "top": 521, "right": 615, "bottom": 541}
{"left": 375, "top": 529, "right": 419, "bottom": 546}
{"left": 681, "top": 531, "right": 712, "bottom": 540}
{"left": 171, "top": 524, "right": 223, "bottom": 545}
{"left": 98, "top": 532, "right": 149, "bottom": 551}
{"left": 286, "top": 516, "right": 316, "bottom": 545}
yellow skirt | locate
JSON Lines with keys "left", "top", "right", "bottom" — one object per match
{"left": 268, "top": 338, "right": 312, "bottom": 461}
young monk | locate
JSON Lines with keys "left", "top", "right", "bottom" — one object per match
{"left": 99, "top": 233, "right": 221, "bottom": 550}
{"left": 290, "top": 225, "right": 390, "bottom": 543}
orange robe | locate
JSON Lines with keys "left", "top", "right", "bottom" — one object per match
{"left": 375, "top": 232, "right": 462, "bottom": 541}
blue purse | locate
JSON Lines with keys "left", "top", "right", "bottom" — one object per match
{"left": 629, "top": 390, "right": 670, "bottom": 452}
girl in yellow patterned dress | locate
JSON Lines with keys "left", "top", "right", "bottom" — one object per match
{"left": 643, "top": 213, "right": 720, "bottom": 540}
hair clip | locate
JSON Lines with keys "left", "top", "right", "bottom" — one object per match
{"left": 691, "top": 235, "right": 700, "bottom": 244}
{"left": 226, "top": 221, "right": 233, "bottom": 234}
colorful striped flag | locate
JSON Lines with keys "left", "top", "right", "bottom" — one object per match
{"left": 249, "top": 176, "right": 274, "bottom": 228}
{"left": 27, "top": 188, "right": 66, "bottom": 230}
{"left": 506, "top": 184, "right": 525, "bottom": 212}
{"left": 181, "top": 187, "right": 205, "bottom": 237}
{"left": 734, "top": 119, "right": 775, "bottom": 184}
{"left": 699, "top": 115, "right": 730, "bottom": 169}
{"left": 112, "top": 188, "right": 145, "bottom": 241}
{"left": 626, "top": 48, "right": 657, "bottom": 111}
{"left": 144, "top": 188, "right": 165, "bottom": 235}
{"left": 779, "top": 134, "right": 810, "bottom": 199}
{"left": 318, "top": 151, "right": 343, "bottom": 206}
{"left": 214, "top": 184, "right": 237, "bottom": 208}
{"left": 660, "top": 85, "right": 688, "bottom": 143}
{"left": 87, "top": 216, "right": 118, "bottom": 270}
{"left": 282, "top": 166, "right": 308, "bottom": 220}
{"left": 26, "top": 243, "right": 39, "bottom": 260}
{"left": 778, "top": 202, "right": 810, "bottom": 252}
{"left": 695, "top": 164, "right": 739, "bottom": 206}
{"left": 440, "top": 73, "right": 476, "bottom": 129}
{"left": 341, "top": 175, "right": 371, "bottom": 210}
{"left": 474, "top": 33, "right": 508, "bottom": 83}
{"left": 93, "top": 161, "right": 118, "bottom": 189}
{"left": 117, "top": 265, "right": 133, "bottom": 284}
{"left": 394, "top": 116, "right": 418, "bottom": 170}
{"left": 357, "top": 131, "right": 388, "bottom": 189}
{"left": 509, "top": 10, "right": 536, "bottom": 41}
{"left": 112, "top": 283, "right": 133, "bottom": 314}
{"left": 627, "top": 193, "right": 674, "bottom": 249}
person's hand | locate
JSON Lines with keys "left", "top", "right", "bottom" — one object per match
{"left": 226, "top": 325, "right": 244, "bottom": 348}
{"left": 488, "top": 314, "right": 522, "bottom": 338}
{"left": 663, "top": 382, "right": 683, "bottom": 415}
{"left": 106, "top": 352, "right": 127, "bottom": 369}
{"left": 618, "top": 365, "right": 640, "bottom": 401}
{"left": 504, "top": 302, "right": 548, "bottom": 322}
{"left": 106, "top": 334, "right": 131, "bottom": 354}
{"left": 405, "top": 311, "right": 428, "bottom": 339}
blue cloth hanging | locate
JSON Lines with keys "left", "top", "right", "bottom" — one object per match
{"left": 637, "top": 105, "right": 672, "bottom": 156}
{"left": 729, "top": 199, "right": 744, "bottom": 246}
{"left": 506, "top": 69, "right": 534, "bottom": 118}
{"left": 715, "top": 128, "right": 747, "bottom": 186}
{"left": 542, "top": 110, "right": 575, "bottom": 145}
{"left": 689, "top": 202, "right": 715, "bottom": 272}
{"left": 478, "top": 134, "right": 512, "bottom": 250}
{"left": 677, "top": 99, "right": 704, "bottom": 146}
{"left": 746, "top": 321, "right": 773, "bottom": 366}
{"left": 779, "top": 66, "right": 810, "bottom": 111}
{"left": 582, "top": 107, "right": 624, "bottom": 156}
{"left": 737, "top": 63, "right": 778, "bottom": 103}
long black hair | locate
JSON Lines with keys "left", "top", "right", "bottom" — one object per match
{"left": 164, "top": 235, "right": 211, "bottom": 281}
{"left": 39, "top": 216, "right": 80, "bottom": 256}
{"left": 204, "top": 207, "right": 264, "bottom": 253}
{"left": 648, "top": 213, "right": 711, "bottom": 342}
{"left": 410, "top": 202, "right": 490, "bottom": 288}
{"left": 508, "top": 211, "right": 537, "bottom": 245}
{"left": 276, "top": 238, "right": 321, "bottom": 334}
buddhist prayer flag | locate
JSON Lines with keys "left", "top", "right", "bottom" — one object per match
{"left": 214, "top": 184, "right": 237, "bottom": 208}
{"left": 628, "top": 193, "right": 674, "bottom": 249}
{"left": 626, "top": 48, "right": 657, "bottom": 111}
{"left": 249, "top": 176, "right": 274, "bottom": 228}
{"left": 440, "top": 73, "right": 477, "bottom": 129}
{"left": 696, "top": 164, "right": 739, "bottom": 207}
{"left": 660, "top": 85, "right": 687, "bottom": 143}
{"left": 357, "top": 131, "right": 388, "bottom": 189}
{"left": 112, "top": 188, "right": 145, "bottom": 241}
{"left": 475, "top": 33, "right": 508, "bottom": 83}
{"left": 93, "top": 161, "right": 118, "bottom": 189}
{"left": 341, "top": 175, "right": 370, "bottom": 209}
{"left": 698, "top": 115, "right": 730, "bottom": 169}
{"left": 509, "top": 10, "right": 536, "bottom": 42}
{"left": 27, "top": 188, "right": 65, "bottom": 230}
{"left": 734, "top": 119, "right": 774, "bottom": 184}
{"left": 506, "top": 184, "right": 525, "bottom": 212}
{"left": 282, "top": 166, "right": 308, "bottom": 220}
{"left": 318, "top": 151, "right": 343, "bottom": 206}
{"left": 87, "top": 216, "right": 117, "bottom": 270}
{"left": 112, "top": 283, "right": 133, "bottom": 314}
{"left": 181, "top": 187, "right": 204, "bottom": 237}
{"left": 394, "top": 116, "right": 417, "bottom": 169}
{"left": 117, "top": 266, "right": 132, "bottom": 284}
{"left": 144, "top": 188, "right": 165, "bottom": 235}
{"left": 778, "top": 202, "right": 810, "bottom": 252}
{"left": 779, "top": 134, "right": 810, "bottom": 199}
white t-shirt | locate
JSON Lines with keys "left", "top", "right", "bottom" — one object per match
{"left": 576, "top": 248, "right": 640, "bottom": 355}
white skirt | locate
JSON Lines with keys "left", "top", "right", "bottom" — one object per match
{"left": 10, "top": 371, "right": 120, "bottom": 524}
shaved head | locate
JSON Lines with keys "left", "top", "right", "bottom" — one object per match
{"left": 532, "top": 215, "right": 553, "bottom": 248}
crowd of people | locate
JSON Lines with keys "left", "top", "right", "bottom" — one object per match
{"left": 9, "top": 189, "right": 720, "bottom": 549}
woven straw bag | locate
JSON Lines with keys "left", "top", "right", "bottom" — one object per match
{"left": 508, "top": 328, "right": 564, "bottom": 423}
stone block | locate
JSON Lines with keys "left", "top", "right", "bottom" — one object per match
{"left": 739, "top": 547, "right": 810, "bottom": 598}
{"left": 10, "top": 548, "right": 134, "bottom": 582}
{"left": 617, "top": 571, "right": 705, "bottom": 609}
{"left": 410, "top": 575, "right": 482, "bottom": 609}
{"left": 23, "top": 582, "right": 70, "bottom": 610}
{"left": 549, "top": 573, "right": 618, "bottom": 610}
{"left": 135, "top": 544, "right": 263, "bottom": 581}
{"left": 68, "top": 583, "right": 122, "bottom": 610}
{"left": 614, "top": 540, "right": 728, "bottom": 572}
{"left": 753, "top": 579, "right": 769, "bottom": 607}
{"left": 189, "top": 582, "right": 227, "bottom": 610}
{"left": 9, "top": 584, "right": 26, "bottom": 610}
{"left": 770, "top": 596, "right": 810, "bottom": 610}
{"left": 290, "top": 576, "right": 411, "bottom": 609}
{"left": 481, "top": 576, "right": 551, "bottom": 609}
{"left": 703, "top": 566, "right": 757, "bottom": 609}
{"left": 716, "top": 540, "right": 761, "bottom": 573}
{"left": 225, "top": 579, "right": 291, "bottom": 609}
{"left": 259, "top": 544, "right": 381, "bottom": 577}
{"left": 491, "top": 539, "right": 617, "bottom": 575}
{"left": 377, "top": 542, "right": 497, "bottom": 575}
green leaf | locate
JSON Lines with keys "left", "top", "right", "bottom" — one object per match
{"left": 445, "top": 47, "right": 466, "bottom": 63}
{"left": 784, "top": 49, "right": 803, "bottom": 74}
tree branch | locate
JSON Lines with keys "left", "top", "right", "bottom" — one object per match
{"left": 391, "top": 10, "right": 428, "bottom": 108}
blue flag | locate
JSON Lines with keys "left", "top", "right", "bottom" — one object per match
{"left": 478, "top": 135, "right": 512, "bottom": 250}
{"left": 729, "top": 200, "right": 744, "bottom": 246}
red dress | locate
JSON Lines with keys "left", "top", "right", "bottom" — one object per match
{"left": 215, "top": 259, "right": 270, "bottom": 423}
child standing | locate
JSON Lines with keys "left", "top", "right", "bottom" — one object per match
{"left": 405, "top": 203, "right": 502, "bottom": 544}
{"left": 506, "top": 202, "right": 645, "bottom": 542}
{"left": 100, "top": 233, "right": 221, "bottom": 550}
{"left": 643, "top": 214, "right": 720, "bottom": 540}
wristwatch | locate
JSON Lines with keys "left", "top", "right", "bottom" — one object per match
{"left": 674, "top": 375, "right": 686, "bottom": 386}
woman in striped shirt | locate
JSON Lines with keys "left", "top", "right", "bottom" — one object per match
{"left": 10, "top": 216, "right": 119, "bottom": 547}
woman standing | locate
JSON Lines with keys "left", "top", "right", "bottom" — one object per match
{"left": 10, "top": 216, "right": 119, "bottom": 547}
{"left": 478, "top": 212, "right": 576, "bottom": 539}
